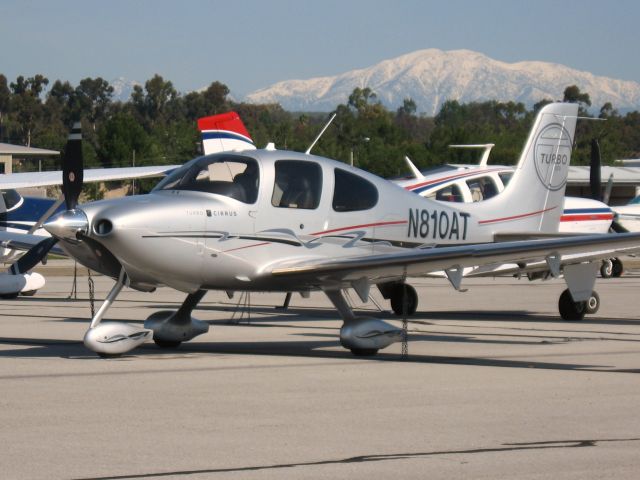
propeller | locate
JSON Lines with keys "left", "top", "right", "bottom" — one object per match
{"left": 9, "top": 122, "right": 84, "bottom": 275}
{"left": 62, "top": 122, "right": 84, "bottom": 210}
{"left": 588, "top": 137, "right": 628, "bottom": 233}
{"left": 589, "top": 138, "right": 602, "bottom": 201}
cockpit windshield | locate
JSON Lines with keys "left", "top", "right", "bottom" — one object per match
{"left": 153, "top": 154, "right": 259, "bottom": 203}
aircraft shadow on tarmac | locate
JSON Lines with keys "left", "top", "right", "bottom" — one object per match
{"left": 67, "top": 437, "right": 640, "bottom": 480}
{"left": 6, "top": 294, "right": 640, "bottom": 327}
{"left": 2, "top": 297, "right": 640, "bottom": 373}
{"left": 0, "top": 330, "right": 638, "bottom": 374}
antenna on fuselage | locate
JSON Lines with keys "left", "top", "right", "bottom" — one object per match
{"left": 305, "top": 113, "right": 337, "bottom": 155}
{"left": 404, "top": 156, "right": 425, "bottom": 180}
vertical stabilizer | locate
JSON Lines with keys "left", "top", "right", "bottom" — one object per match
{"left": 197, "top": 111, "right": 255, "bottom": 155}
{"left": 476, "top": 102, "right": 579, "bottom": 234}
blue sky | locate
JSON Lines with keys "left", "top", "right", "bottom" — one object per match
{"left": 2, "top": 0, "right": 639, "bottom": 96}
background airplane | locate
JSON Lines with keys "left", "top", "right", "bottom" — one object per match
{"left": 394, "top": 148, "right": 622, "bottom": 281}
{"left": 396, "top": 151, "right": 614, "bottom": 234}
{"left": 9, "top": 102, "right": 640, "bottom": 358}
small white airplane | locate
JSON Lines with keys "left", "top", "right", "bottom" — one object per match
{"left": 0, "top": 155, "right": 179, "bottom": 297}
{"left": 7, "top": 103, "right": 640, "bottom": 358}
{"left": 395, "top": 146, "right": 614, "bottom": 235}
{"left": 394, "top": 145, "right": 621, "bottom": 282}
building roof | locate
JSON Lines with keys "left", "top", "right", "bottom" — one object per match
{"left": 0, "top": 143, "right": 59, "bottom": 156}
{"left": 567, "top": 166, "right": 640, "bottom": 186}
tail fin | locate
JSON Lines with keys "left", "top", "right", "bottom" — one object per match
{"left": 478, "top": 102, "right": 579, "bottom": 234}
{"left": 197, "top": 111, "right": 255, "bottom": 155}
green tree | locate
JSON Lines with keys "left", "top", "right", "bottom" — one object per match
{"left": 182, "top": 81, "right": 230, "bottom": 120}
{"left": 10, "top": 75, "right": 49, "bottom": 146}
{"left": 75, "top": 77, "right": 114, "bottom": 130}
{"left": 98, "top": 111, "right": 152, "bottom": 168}
{"left": 132, "top": 74, "right": 178, "bottom": 127}
{"left": 563, "top": 85, "right": 591, "bottom": 116}
{"left": 0, "top": 74, "right": 9, "bottom": 141}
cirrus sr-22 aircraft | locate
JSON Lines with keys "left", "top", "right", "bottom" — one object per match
{"left": 8, "top": 102, "right": 640, "bottom": 357}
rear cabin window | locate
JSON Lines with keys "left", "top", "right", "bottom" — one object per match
{"left": 271, "top": 160, "right": 322, "bottom": 209}
{"left": 466, "top": 176, "right": 499, "bottom": 202}
{"left": 426, "top": 184, "right": 463, "bottom": 203}
{"left": 332, "top": 168, "right": 379, "bottom": 212}
{"left": 499, "top": 172, "right": 513, "bottom": 187}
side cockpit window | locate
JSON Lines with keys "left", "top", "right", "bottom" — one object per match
{"left": 332, "top": 168, "right": 378, "bottom": 212}
{"left": 153, "top": 155, "right": 259, "bottom": 204}
{"left": 272, "top": 160, "right": 322, "bottom": 209}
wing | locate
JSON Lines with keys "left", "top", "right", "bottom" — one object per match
{"left": 0, "top": 165, "right": 180, "bottom": 190}
{"left": 270, "top": 233, "right": 640, "bottom": 288}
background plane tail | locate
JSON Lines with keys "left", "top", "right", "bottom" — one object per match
{"left": 198, "top": 111, "right": 255, "bottom": 155}
{"left": 477, "top": 102, "right": 579, "bottom": 234}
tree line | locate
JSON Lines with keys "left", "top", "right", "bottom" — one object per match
{"left": 1, "top": 73, "right": 639, "bottom": 188}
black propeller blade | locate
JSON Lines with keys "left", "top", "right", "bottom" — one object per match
{"left": 62, "top": 122, "right": 84, "bottom": 210}
{"left": 8, "top": 122, "right": 84, "bottom": 275}
{"left": 588, "top": 138, "right": 626, "bottom": 232}
{"left": 590, "top": 138, "right": 602, "bottom": 201}
{"left": 9, "top": 237, "right": 59, "bottom": 275}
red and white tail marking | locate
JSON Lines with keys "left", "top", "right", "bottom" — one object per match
{"left": 198, "top": 111, "right": 255, "bottom": 155}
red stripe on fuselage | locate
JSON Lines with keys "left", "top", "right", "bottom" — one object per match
{"left": 560, "top": 214, "right": 614, "bottom": 222}
{"left": 479, "top": 207, "right": 556, "bottom": 225}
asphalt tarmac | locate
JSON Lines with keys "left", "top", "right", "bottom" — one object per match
{"left": 1, "top": 264, "right": 640, "bottom": 479}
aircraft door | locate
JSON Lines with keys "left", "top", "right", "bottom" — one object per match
{"left": 198, "top": 157, "right": 260, "bottom": 285}
{"left": 254, "top": 159, "right": 327, "bottom": 236}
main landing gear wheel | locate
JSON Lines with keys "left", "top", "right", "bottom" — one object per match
{"left": 350, "top": 348, "right": 379, "bottom": 356}
{"left": 600, "top": 259, "right": 613, "bottom": 278}
{"left": 611, "top": 258, "right": 623, "bottom": 278}
{"left": 153, "top": 338, "right": 182, "bottom": 349}
{"left": 390, "top": 284, "right": 418, "bottom": 316}
{"left": 585, "top": 291, "right": 600, "bottom": 315}
{"left": 558, "top": 289, "right": 586, "bottom": 321}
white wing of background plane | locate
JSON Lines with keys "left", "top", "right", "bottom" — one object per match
{"left": 0, "top": 165, "right": 180, "bottom": 190}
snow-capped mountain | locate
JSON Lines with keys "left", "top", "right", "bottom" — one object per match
{"left": 244, "top": 49, "right": 640, "bottom": 114}
{"left": 110, "top": 77, "right": 141, "bottom": 102}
